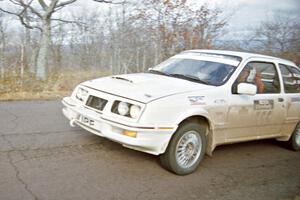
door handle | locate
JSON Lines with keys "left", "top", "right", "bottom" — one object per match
{"left": 278, "top": 98, "right": 284, "bottom": 102}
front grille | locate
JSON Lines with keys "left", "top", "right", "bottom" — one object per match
{"left": 86, "top": 95, "right": 108, "bottom": 111}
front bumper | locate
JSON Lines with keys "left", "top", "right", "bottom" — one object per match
{"left": 62, "top": 97, "right": 176, "bottom": 155}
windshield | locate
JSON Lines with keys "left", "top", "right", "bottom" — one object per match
{"left": 150, "top": 58, "right": 237, "bottom": 86}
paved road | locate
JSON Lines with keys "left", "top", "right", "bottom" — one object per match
{"left": 0, "top": 101, "right": 299, "bottom": 200}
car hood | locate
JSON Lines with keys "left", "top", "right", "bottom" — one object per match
{"left": 82, "top": 73, "right": 214, "bottom": 103}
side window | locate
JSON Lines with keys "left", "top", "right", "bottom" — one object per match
{"left": 279, "top": 64, "right": 300, "bottom": 93}
{"left": 232, "top": 61, "right": 280, "bottom": 94}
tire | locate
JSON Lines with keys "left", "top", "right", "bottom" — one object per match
{"left": 289, "top": 123, "right": 300, "bottom": 151}
{"left": 160, "top": 120, "right": 207, "bottom": 175}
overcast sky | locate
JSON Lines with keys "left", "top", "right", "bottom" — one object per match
{"left": 211, "top": 0, "right": 300, "bottom": 38}
{"left": 1, "top": 0, "right": 300, "bottom": 40}
{"left": 72, "top": 0, "right": 300, "bottom": 39}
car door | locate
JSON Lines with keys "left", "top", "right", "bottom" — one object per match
{"left": 227, "top": 59, "right": 285, "bottom": 141}
{"left": 278, "top": 64, "right": 300, "bottom": 134}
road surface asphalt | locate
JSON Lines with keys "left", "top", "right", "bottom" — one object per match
{"left": 0, "top": 100, "right": 299, "bottom": 200}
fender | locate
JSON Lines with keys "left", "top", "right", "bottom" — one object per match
{"left": 175, "top": 107, "right": 214, "bottom": 128}
{"left": 174, "top": 108, "right": 217, "bottom": 156}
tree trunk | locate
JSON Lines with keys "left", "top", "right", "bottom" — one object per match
{"left": 29, "top": 46, "right": 39, "bottom": 74}
{"left": 20, "top": 44, "right": 25, "bottom": 79}
{"left": 0, "top": 27, "right": 5, "bottom": 79}
{"left": 36, "top": 20, "right": 51, "bottom": 80}
{"left": 154, "top": 42, "right": 159, "bottom": 66}
{"left": 110, "top": 53, "right": 113, "bottom": 74}
{"left": 23, "top": 10, "right": 31, "bottom": 73}
{"left": 136, "top": 47, "right": 139, "bottom": 72}
{"left": 142, "top": 48, "right": 146, "bottom": 71}
{"left": 0, "top": 43, "right": 4, "bottom": 79}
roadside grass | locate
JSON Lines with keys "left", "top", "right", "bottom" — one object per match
{"left": 0, "top": 70, "right": 110, "bottom": 101}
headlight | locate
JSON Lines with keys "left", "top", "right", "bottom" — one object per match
{"left": 130, "top": 105, "right": 141, "bottom": 119}
{"left": 76, "top": 87, "right": 88, "bottom": 102}
{"left": 118, "top": 102, "right": 129, "bottom": 116}
{"left": 112, "top": 101, "right": 142, "bottom": 119}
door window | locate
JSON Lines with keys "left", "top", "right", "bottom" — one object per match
{"left": 279, "top": 64, "right": 300, "bottom": 93}
{"left": 232, "top": 62, "right": 280, "bottom": 94}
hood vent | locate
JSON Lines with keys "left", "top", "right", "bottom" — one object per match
{"left": 111, "top": 76, "right": 133, "bottom": 83}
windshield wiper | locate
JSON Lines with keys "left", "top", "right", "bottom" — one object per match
{"left": 169, "top": 73, "right": 210, "bottom": 85}
{"left": 148, "top": 69, "right": 169, "bottom": 76}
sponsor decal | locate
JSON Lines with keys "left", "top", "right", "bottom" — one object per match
{"left": 291, "top": 97, "right": 300, "bottom": 102}
{"left": 214, "top": 99, "right": 226, "bottom": 104}
{"left": 188, "top": 96, "right": 206, "bottom": 105}
{"left": 254, "top": 99, "right": 274, "bottom": 110}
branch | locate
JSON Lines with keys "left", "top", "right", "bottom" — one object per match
{"left": 8, "top": 0, "right": 22, "bottom": 6}
{"left": 38, "top": 0, "right": 48, "bottom": 10}
{"left": 56, "top": 0, "right": 77, "bottom": 8}
{"left": 52, "top": 18, "right": 85, "bottom": 26}
{"left": 0, "top": 7, "right": 19, "bottom": 16}
{"left": 19, "top": 14, "right": 42, "bottom": 31}
{"left": 46, "top": 0, "right": 77, "bottom": 18}
{"left": 5, "top": 0, "right": 42, "bottom": 18}
{"left": 93, "top": 0, "right": 126, "bottom": 4}
{"left": 0, "top": 5, "right": 42, "bottom": 31}
{"left": 44, "top": 0, "right": 59, "bottom": 18}
{"left": 17, "top": 0, "right": 43, "bottom": 18}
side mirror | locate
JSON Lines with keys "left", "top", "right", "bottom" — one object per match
{"left": 237, "top": 83, "right": 257, "bottom": 95}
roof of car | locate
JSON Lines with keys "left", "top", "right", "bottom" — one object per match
{"left": 184, "top": 49, "right": 297, "bottom": 66}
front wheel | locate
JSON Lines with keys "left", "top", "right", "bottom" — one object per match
{"left": 289, "top": 123, "right": 300, "bottom": 151}
{"left": 160, "top": 121, "right": 207, "bottom": 175}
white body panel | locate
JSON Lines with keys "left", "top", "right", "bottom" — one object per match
{"left": 83, "top": 70, "right": 214, "bottom": 104}
{"left": 62, "top": 50, "right": 300, "bottom": 155}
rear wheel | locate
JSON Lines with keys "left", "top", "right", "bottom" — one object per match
{"left": 160, "top": 121, "right": 207, "bottom": 175}
{"left": 289, "top": 123, "right": 300, "bottom": 151}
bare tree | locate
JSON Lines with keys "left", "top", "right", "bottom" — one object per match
{"left": 255, "top": 16, "right": 299, "bottom": 53}
{"left": 249, "top": 16, "right": 300, "bottom": 64}
{"left": 0, "top": 12, "right": 6, "bottom": 79}
{"left": 0, "top": 0, "right": 126, "bottom": 80}
{"left": 220, "top": 15, "right": 300, "bottom": 65}
{"left": 131, "top": 1, "right": 227, "bottom": 59}
{"left": 0, "top": 0, "right": 232, "bottom": 96}
{"left": 0, "top": 0, "right": 80, "bottom": 80}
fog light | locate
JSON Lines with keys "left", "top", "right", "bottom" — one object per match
{"left": 123, "top": 130, "right": 137, "bottom": 138}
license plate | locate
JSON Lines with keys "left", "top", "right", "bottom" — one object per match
{"left": 80, "top": 115, "right": 95, "bottom": 127}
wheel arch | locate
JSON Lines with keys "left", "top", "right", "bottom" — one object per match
{"left": 177, "top": 115, "right": 211, "bottom": 135}
{"left": 173, "top": 112, "right": 216, "bottom": 156}
{"left": 175, "top": 109, "right": 214, "bottom": 133}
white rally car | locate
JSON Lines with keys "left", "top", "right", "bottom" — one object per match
{"left": 62, "top": 50, "right": 300, "bottom": 175}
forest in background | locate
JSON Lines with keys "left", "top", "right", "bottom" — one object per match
{"left": 0, "top": 0, "right": 299, "bottom": 100}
